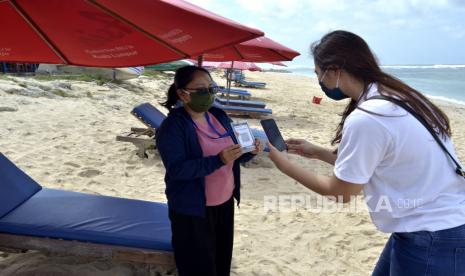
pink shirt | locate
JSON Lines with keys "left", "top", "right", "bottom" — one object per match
{"left": 194, "top": 113, "right": 235, "bottom": 206}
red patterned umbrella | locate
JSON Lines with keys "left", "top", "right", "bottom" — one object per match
{"left": 195, "top": 36, "right": 300, "bottom": 62}
{"left": 200, "top": 61, "right": 262, "bottom": 71}
{"left": 0, "top": 0, "right": 263, "bottom": 67}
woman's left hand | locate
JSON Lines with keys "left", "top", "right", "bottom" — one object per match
{"left": 251, "top": 138, "right": 264, "bottom": 155}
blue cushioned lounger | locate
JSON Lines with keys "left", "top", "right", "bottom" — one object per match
{"left": 0, "top": 153, "right": 173, "bottom": 264}
{"left": 213, "top": 102, "right": 272, "bottom": 117}
{"left": 219, "top": 87, "right": 251, "bottom": 99}
{"left": 131, "top": 102, "right": 167, "bottom": 129}
{"left": 215, "top": 97, "right": 266, "bottom": 109}
{"left": 222, "top": 88, "right": 250, "bottom": 94}
{"left": 236, "top": 79, "right": 267, "bottom": 88}
{"left": 116, "top": 103, "right": 168, "bottom": 158}
{"left": 230, "top": 72, "right": 267, "bottom": 88}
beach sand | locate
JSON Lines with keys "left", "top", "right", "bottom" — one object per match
{"left": 1, "top": 71, "right": 464, "bottom": 275}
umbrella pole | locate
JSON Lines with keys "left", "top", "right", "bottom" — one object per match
{"left": 197, "top": 55, "right": 203, "bottom": 67}
{"left": 227, "top": 61, "right": 234, "bottom": 105}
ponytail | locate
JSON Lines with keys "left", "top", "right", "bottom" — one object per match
{"left": 161, "top": 83, "right": 179, "bottom": 111}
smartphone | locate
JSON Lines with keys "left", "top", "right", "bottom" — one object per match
{"left": 260, "top": 119, "right": 287, "bottom": 152}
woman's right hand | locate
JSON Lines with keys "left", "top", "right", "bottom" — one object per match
{"left": 286, "top": 138, "right": 324, "bottom": 159}
{"left": 219, "top": 144, "right": 243, "bottom": 164}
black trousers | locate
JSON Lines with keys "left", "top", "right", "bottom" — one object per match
{"left": 168, "top": 197, "right": 235, "bottom": 276}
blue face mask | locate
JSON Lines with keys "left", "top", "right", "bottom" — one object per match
{"left": 318, "top": 70, "right": 349, "bottom": 101}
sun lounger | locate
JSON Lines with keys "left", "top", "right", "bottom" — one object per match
{"left": 116, "top": 103, "right": 167, "bottom": 158}
{"left": 0, "top": 153, "right": 174, "bottom": 266}
{"left": 218, "top": 87, "right": 251, "bottom": 100}
{"left": 215, "top": 97, "right": 266, "bottom": 109}
{"left": 229, "top": 71, "right": 267, "bottom": 88}
{"left": 213, "top": 102, "right": 272, "bottom": 118}
{"left": 235, "top": 79, "right": 267, "bottom": 88}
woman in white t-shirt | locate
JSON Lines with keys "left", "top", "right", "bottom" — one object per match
{"left": 268, "top": 30, "right": 465, "bottom": 275}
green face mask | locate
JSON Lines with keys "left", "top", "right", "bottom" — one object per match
{"left": 186, "top": 91, "right": 214, "bottom": 112}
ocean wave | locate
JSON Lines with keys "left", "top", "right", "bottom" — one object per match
{"left": 382, "top": 65, "right": 465, "bottom": 69}
{"left": 426, "top": 94, "right": 465, "bottom": 106}
{"left": 287, "top": 66, "right": 314, "bottom": 70}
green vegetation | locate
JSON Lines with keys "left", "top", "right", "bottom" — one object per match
{"left": 34, "top": 74, "right": 112, "bottom": 86}
{"left": 142, "top": 69, "right": 166, "bottom": 79}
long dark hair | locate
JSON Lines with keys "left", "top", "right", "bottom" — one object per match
{"left": 161, "top": 65, "right": 212, "bottom": 111}
{"left": 311, "top": 30, "right": 451, "bottom": 147}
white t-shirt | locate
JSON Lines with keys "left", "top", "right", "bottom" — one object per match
{"left": 334, "top": 83, "right": 465, "bottom": 233}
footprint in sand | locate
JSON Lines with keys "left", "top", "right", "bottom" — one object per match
{"left": 87, "top": 180, "right": 100, "bottom": 186}
{"left": 360, "top": 229, "right": 377, "bottom": 236}
{"left": 64, "top": 162, "right": 80, "bottom": 168}
{"left": 78, "top": 169, "right": 101, "bottom": 178}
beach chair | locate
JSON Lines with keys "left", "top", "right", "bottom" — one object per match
{"left": 0, "top": 153, "right": 174, "bottom": 266}
{"left": 235, "top": 79, "right": 267, "bottom": 88}
{"left": 116, "top": 103, "right": 166, "bottom": 158}
{"left": 230, "top": 71, "right": 267, "bottom": 88}
{"left": 213, "top": 102, "right": 272, "bottom": 118}
{"left": 218, "top": 87, "right": 251, "bottom": 100}
{"left": 215, "top": 96, "right": 266, "bottom": 109}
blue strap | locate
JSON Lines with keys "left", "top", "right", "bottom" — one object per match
{"left": 368, "top": 95, "right": 465, "bottom": 179}
{"left": 191, "top": 113, "right": 232, "bottom": 140}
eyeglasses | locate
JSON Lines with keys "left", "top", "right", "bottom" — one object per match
{"left": 182, "top": 86, "right": 219, "bottom": 95}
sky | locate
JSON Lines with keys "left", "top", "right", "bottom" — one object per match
{"left": 190, "top": 0, "right": 465, "bottom": 67}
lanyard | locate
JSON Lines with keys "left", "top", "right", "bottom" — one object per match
{"left": 191, "top": 113, "right": 231, "bottom": 140}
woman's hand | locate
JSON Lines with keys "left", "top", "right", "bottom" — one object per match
{"left": 286, "top": 138, "right": 337, "bottom": 165}
{"left": 286, "top": 138, "right": 324, "bottom": 159}
{"left": 267, "top": 142, "right": 290, "bottom": 172}
{"left": 251, "top": 138, "right": 263, "bottom": 155}
{"left": 219, "top": 144, "right": 243, "bottom": 164}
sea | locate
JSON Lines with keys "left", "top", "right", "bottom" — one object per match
{"left": 288, "top": 65, "right": 465, "bottom": 105}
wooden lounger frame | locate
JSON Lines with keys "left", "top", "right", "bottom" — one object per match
{"left": 116, "top": 127, "right": 156, "bottom": 158}
{"left": 219, "top": 91, "right": 250, "bottom": 100}
{"left": 0, "top": 233, "right": 174, "bottom": 266}
{"left": 233, "top": 80, "right": 266, "bottom": 89}
{"left": 222, "top": 109, "right": 272, "bottom": 119}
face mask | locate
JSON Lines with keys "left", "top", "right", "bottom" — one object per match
{"left": 183, "top": 89, "right": 215, "bottom": 112}
{"left": 319, "top": 70, "right": 349, "bottom": 101}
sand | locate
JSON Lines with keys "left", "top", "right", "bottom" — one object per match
{"left": 0, "top": 71, "right": 464, "bottom": 276}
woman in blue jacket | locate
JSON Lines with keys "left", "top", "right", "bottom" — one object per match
{"left": 156, "top": 65, "right": 261, "bottom": 276}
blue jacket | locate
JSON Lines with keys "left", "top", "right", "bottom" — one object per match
{"left": 156, "top": 107, "right": 255, "bottom": 217}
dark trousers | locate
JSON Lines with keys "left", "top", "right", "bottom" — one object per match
{"left": 168, "top": 197, "right": 234, "bottom": 276}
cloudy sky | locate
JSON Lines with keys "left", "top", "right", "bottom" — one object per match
{"left": 190, "top": 0, "right": 465, "bottom": 67}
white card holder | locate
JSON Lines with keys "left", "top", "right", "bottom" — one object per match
{"left": 231, "top": 121, "right": 255, "bottom": 153}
